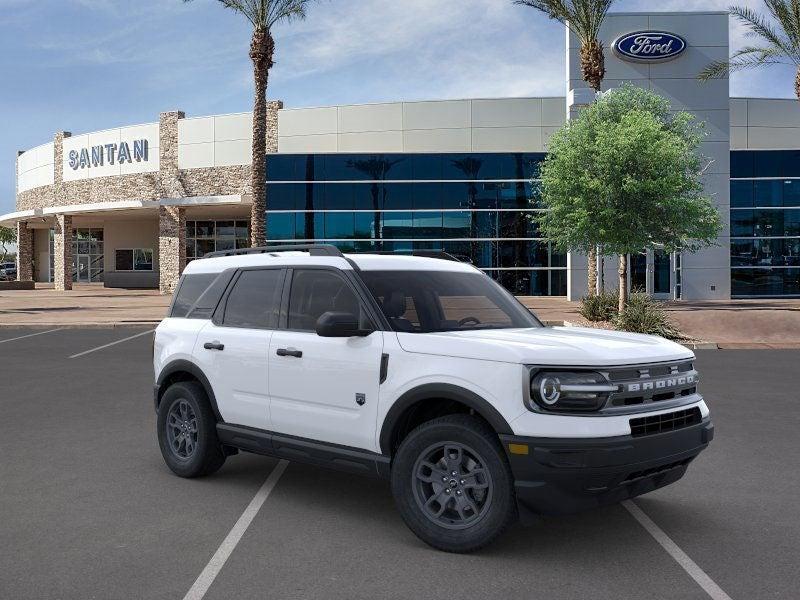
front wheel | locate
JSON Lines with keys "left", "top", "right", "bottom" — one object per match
{"left": 391, "top": 414, "right": 517, "bottom": 553}
{"left": 157, "top": 381, "right": 226, "bottom": 478}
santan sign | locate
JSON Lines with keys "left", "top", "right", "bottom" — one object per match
{"left": 68, "top": 139, "right": 149, "bottom": 170}
{"left": 613, "top": 31, "right": 687, "bottom": 62}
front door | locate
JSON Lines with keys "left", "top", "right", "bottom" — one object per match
{"left": 77, "top": 255, "right": 90, "bottom": 282}
{"left": 194, "top": 268, "right": 285, "bottom": 430}
{"left": 268, "top": 268, "right": 384, "bottom": 451}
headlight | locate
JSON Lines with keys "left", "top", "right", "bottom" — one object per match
{"left": 529, "top": 371, "right": 617, "bottom": 412}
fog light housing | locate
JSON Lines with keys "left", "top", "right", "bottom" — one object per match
{"left": 529, "top": 371, "right": 616, "bottom": 412}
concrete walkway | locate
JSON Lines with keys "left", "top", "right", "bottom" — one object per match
{"left": 2, "top": 285, "right": 799, "bottom": 347}
{"left": 0, "top": 283, "right": 169, "bottom": 327}
{"left": 520, "top": 296, "right": 800, "bottom": 348}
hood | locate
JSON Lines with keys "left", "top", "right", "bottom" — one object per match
{"left": 395, "top": 326, "right": 693, "bottom": 367}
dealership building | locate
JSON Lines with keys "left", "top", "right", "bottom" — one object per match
{"left": 3, "top": 10, "right": 800, "bottom": 299}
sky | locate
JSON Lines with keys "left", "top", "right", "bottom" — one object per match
{"left": 0, "top": 0, "right": 797, "bottom": 216}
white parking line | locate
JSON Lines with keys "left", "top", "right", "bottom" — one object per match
{"left": 183, "top": 460, "right": 289, "bottom": 600}
{"left": 623, "top": 500, "right": 733, "bottom": 600}
{"left": 0, "top": 329, "right": 63, "bottom": 345}
{"left": 68, "top": 329, "right": 155, "bottom": 359}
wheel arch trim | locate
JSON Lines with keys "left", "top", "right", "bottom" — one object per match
{"left": 379, "top": 383, "right": 513, "bottom": 454}
{"left": 155, "top": 359, "right": 223, "bottom": 422}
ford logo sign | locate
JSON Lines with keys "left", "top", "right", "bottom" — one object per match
{"left": 613, "top": 31, "right": 687, "bottom": 62}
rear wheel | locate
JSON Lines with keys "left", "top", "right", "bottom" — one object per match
{"left": 157, "top": 381, "right": 225, "bottom": 478}
{"left": 391, "top": 414, "right": 517, "bottom": 552}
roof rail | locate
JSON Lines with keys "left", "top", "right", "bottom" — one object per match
{"left": 354, "top": 250, "right": 470, "bottom": 263}
{"left": 202, "top": 244, "right": 344, "bottom": 259}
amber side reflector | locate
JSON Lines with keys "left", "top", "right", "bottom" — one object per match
{"left": 508, "top": 443, "right": 529, "bottom": 455}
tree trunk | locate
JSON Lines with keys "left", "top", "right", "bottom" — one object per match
{"left": 580, "top": 40, "right": 605, "bottom": 93}
{"left": 580, "top": 39, "right": 604, "bottom": 294}
{"left": 618, "top": 254, "right": 628, "bottom": 314}
{"left": 249, "top": 29, "right": 275, "bottom": 248}
{"left": 796, "top": 67, "right": 800, "bottom": 102}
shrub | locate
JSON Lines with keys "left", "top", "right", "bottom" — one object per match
{"left": 579, "top": 290, "right": 619, "bottom": 322}
{"left": 613, "top": 293, "right": 684, "bottom": 340}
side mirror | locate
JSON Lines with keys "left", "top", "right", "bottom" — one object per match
{"left": 315, "top": 311, "right": 372, "bottom": 338}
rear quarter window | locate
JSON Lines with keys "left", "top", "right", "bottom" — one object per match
{"left": 170, "top": 273, "right": 218, "bottom": 318}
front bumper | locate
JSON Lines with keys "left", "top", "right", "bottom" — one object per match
{"left": 500, "top": 417, "right": 713, "bottom": 515}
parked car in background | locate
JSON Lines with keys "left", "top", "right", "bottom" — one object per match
{"left": 0, "top": 262, "right": 16, "bottom": 281}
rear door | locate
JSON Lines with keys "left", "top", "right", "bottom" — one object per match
{"left": 194, "top": 267, "right": 285, "bottom": 430}
{"left": 268, "top": 268, "right": 384, "bottom": 451}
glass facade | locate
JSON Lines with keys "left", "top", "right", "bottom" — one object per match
{"left": 186, "top": 220, "right": 251, "bottom": 263}
{"left": 264, "top": 153, "right": 567, "bottom": 295}
{"left": 731, "top": 151, "right": 800, "bottom": 297}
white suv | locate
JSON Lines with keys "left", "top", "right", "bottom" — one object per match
{"left": 153, "top": 245, "right": 713, "bottom": 552}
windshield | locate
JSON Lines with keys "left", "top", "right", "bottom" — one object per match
{"left": 359, "top": 270, "right": 542, "bottom": 333}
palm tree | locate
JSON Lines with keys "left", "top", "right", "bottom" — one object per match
{"left": 348, "top": 157, "right": 404, "bottom": 248}
{"left": 699, "top": 3, "right": 800, "bottom": 101}
{"left": 515, "top": 0, "right": 616, "bottom": 295}
{"left": 185, "top": 0, "right": 314, "bottom": 247}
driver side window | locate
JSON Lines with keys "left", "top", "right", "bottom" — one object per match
{"left": 287, "top": 269, "right": 369, "bottom": 331}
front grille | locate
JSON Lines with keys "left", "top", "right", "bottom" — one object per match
{"left": 629, "top": 407, "right": 702, "bottom": 437}
{"left": 607, "top": 361, "right": 698, "bottom": 409}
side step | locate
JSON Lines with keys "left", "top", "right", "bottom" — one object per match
{"left": 216, "top": 423, "right": 391, "bottom": 479}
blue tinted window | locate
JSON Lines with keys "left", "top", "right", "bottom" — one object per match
{"left": 442, "top": 212, "right": 472, "bottom": 237}
{"left": 441, "top": 183, "right": 470, "bottom": 209}
{"left": 266, "top": 155, "right": 296, "bottom": 181}
{"left": 731, "top": 239, "right": 800, "bottom": 267}
{"left": 355, "top": 213, "right": 377, "bottom": 239}
{"left": 412, "top": 154, "right": 442, "bottom": 180}
{"left": 381, "top": 183, "right": 413, "bottom": 210}
{"left": 382, "top": 212, "right": 413, "bottom": 238}
{"left": 731, "top": 210, "right": 753, "bottom": 237}
{"left": 730, "top": 151, "right": 754, "bottom": 178}
{"left": 267, "top": 184, "right": 299, "bottom": 210}
{"left": 412, "top": 212, "right": 442, "bottom": 239}
{"left": 325, "top": 213, "right": 354, "bottom": 239}
{"left": 353, "top": 183, "right": 380, "bottom": 210}
{"left": 473, "top": 183, "right": 499, "bottom": 209}
{"left": 324, "top": 183, "right": 353, "bottom": 210}
{"left": 412, "top": 182, "right": 442, "bottom": 209}
{"left": 783, "top": 180, "right": 800, "bottom": 207}
{"left": 266, "top": 213, "right": 295, "bottom": 240}
{"left": 754, "top": 151, "right": 783, "bottom": 177}
{"left": 730, "top": 181, "right": 753, "bottom": 208}
{"left": 732, "top": 268, "right": 800, "bottom": 296}
{"left": 754, "top": 180, "right": 783, "bottom": 207}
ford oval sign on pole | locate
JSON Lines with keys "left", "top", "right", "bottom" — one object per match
{"left": 613, "top": 31, "right": 687, "bottom": 63}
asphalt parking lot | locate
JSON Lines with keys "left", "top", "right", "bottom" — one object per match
{"left": 1, "top": 328, "right": 798, "bottom": 600}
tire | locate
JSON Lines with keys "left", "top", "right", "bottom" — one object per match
{"left": 157, "top": 381, "right": 226, "bottom": 478}
{"left": 391, "top": 414, "right": 517, "bottom": 553}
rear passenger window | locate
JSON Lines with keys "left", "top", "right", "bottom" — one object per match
{"left": 171, "top": 274, "right": 217, "bottom": 317}
{"left": 223, "top": 269, "right": 284, "bottom": 329}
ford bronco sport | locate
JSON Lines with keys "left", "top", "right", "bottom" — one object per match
{"left": 153, "top": 244, "right": 713, "bottom": 552}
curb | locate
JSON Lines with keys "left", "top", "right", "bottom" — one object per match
{"left": 0, "top": 322, "right": 161, "bottom": 329}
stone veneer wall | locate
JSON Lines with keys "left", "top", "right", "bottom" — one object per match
{"left": 158, "top": 206, "right": 185, "bottom": 294}
{"left": 53, "top": 214, "right": 73, "bottom": 291}
{"left": 15, "top": 222, "right": 33, "bottom": 282}
{"left": 15, "top": 103, "right": 282, "bottom": 290}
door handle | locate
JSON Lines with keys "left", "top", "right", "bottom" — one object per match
{"left": 203, "top": 341, "right": 225, "bottom": 351}
{"left": 276, "top": 348, "right": 303, "bottom": 358}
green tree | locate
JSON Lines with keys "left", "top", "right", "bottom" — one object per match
{"left": 184, "top": 0, "right": 315, "bottom": 247}
{"left": 514, "top": 0, "right": 616, "bottom": 295}
{"left": 0, "top": 226, "right": 15, "bottom": 264}
{"left": 535, "top": 85, "right": 722, "bottom": 312}
{"left": 699, "top": 2, "right": 800, "bottom": 100}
